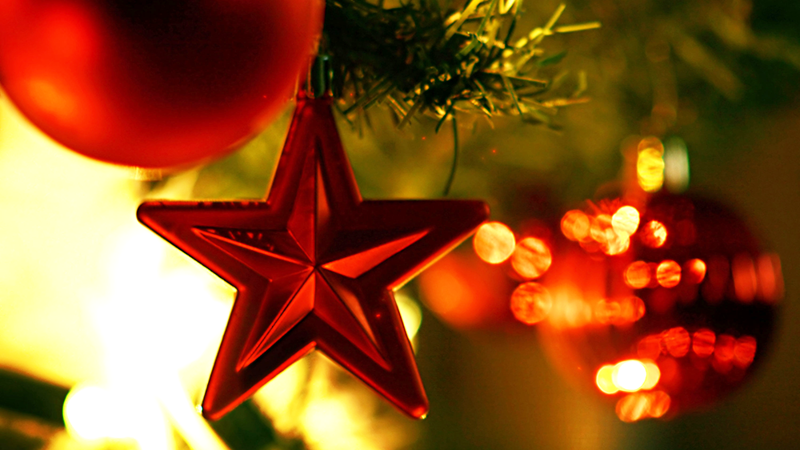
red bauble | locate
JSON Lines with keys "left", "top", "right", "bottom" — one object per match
{"left": 138, "top": 92, "right": 489, "bottom": 419}
{"left": 536, "top": 194, "right": 782, "bottom": 422}
{"left": 0, "top": 0, "right": 323, "bottom": 168}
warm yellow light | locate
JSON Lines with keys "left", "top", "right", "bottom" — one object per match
{"left": 473, "top": 222, "right": 515, "bottom": 264}
{"left": 396, "top": 292, "right": 423, "bottom": 342}
{"left": 64, "top": 385, "right": 118, "bottom": 441}
{"left": 612, "top": 206, "right": 640, "bottom": 236}
{"left": 637, "top": 137, "right": 665, "bottom": 192}
{"left": 641, "top": 362, "right": 661, "bottom": 390}
{"left": 596, "top": 365, "right": 619, "bottom": 394}
{"left": 612, "top": 360, "right": 647, "bottom": 392}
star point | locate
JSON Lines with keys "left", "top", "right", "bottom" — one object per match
{"left": 138, "top": 95, "right": 488, "bottom": 420}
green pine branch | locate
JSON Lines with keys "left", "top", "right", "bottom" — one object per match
{"left": 322, "top": 0, "right": 600, "bottom": 128}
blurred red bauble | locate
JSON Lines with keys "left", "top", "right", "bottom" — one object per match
{"left": 535, "top": 194, "right": 782, "bottom": 422}
{"left": 0, "top": 0, "right": 323, "bottom": 168}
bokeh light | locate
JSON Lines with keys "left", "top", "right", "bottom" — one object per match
{"left": 692, "top": 329, "right": 716, "bottom": 358}
{"left": 641, "top": 362, "right": 661, "bottom": 390}
{"left": 510, "top": 237, "right": 552, "bottom": 279}
{"left": 596, "top": 365, "right": 619, "bottom": 394}
{"left": 625, "top": 261, "right": 651, "bottom": 289}
{"left": 663, "top": 327, "right": 690, "bottom": 357}
{"left": 473, "top": 222, "right": 515, "bottom": 264}
{"left": 656, "top": 260, "right": 681, "bottom": 288}
{"left": 641, "top": 220, "right": 667, "bottom": 248}
{"left": 612, "top": 360, "right": 648, "bottom": 392}
{"left": 684, "top": 259, "right": 707, "bottom": 284}
{"left": 732, "top": 254, "right": 757, "bottom": 303}
{"left": 611, "top": 206, "right": 640, "bottom": 236}
{"left": 636, "top": 137, "right": 665, "bottom": 192}
{"left": 561, "top": 210, "right": 590, "bottom": 242}
{"left": 733, "top": 336, "right": 757, "bottom": 368}
{"left": 510, "top": 282, "right": 552, "bottom": 325}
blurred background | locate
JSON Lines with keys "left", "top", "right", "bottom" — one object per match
{"left": 1, "top": 0, "right": 799, "bottom": 449}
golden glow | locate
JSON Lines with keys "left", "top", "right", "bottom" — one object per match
{"left": 692, "top": 328, "right": 716, "bottom": 358}
{"left": 64, "top": 385, "right": 118, "bottom": 441}
{"left": 611, "top": 206, "right": 640, "bottom": 236}
{"left": 636, "top": 136, "right": 666, "bottom": 192}
{"left": 656, "top": 260, "right": 681, "bottom": 288}
{"left": 561, "top": 210, "right": 590, "bottom": 242}
{"left": 625, "top": 261, "right": 652, "bottom": 289}
{"left": 663, "top": 327, "right": 690, "bottom": 357}
{"left": 684, "top": 259, "right": 706, "bottom": 284}
{"left": 732, "top": 254, "right": 757, "bottom": 303}
{"left": 473, "top": 222, "right": 515, "bottom": 264}
{"left": 641, "top": 220, "right": 667, "bottom": 248}
{"left": 63, "top": 384, "right": 171, "bottom": 448}
{"left": 596, "top": 365, "right": 619, "bottom": 394}
{"left": 641, "top": 362, "right": 661, "bottom": 390}
{"left": 612, "top": 360, "right": 648, "bottom": 392}
{"left": 510, "top": 282, "right": 552, "bottom": 325}
{"left": 510, "top": 237, "right": 552, "bottom": 279}
{"left": 733, "top": 336, "right": 757, "bottom": 368}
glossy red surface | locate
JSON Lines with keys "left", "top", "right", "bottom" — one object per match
{"left": 0, "top": 0, "right": 323, "bottom": 168}
{"left": 138, "top": 94, "right": 489, "bottom": 419}
{"left": 538, "top": 194, "right": 781, "bottom": 420}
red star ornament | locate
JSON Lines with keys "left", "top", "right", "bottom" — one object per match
{"left": 137, "top": 93, "right": 489, "bottom": 420}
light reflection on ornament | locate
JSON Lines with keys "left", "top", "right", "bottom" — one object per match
{"left": 474, "top": 222, "right": 515, "bottom": 264}
{"left": 537, "top": 194, "right": 779, "bottom": 421}
{"left": 511, "top": 237, "right": 552, "bottom": 279}
{"left": 510, "top": 282, "right": 552, "bottom": 325}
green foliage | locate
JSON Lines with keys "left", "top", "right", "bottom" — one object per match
{"left": 322, "top": 0, "right": 600, "bottom": 128}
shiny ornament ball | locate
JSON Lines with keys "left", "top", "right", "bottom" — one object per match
{"left": 0, "top": 0, "right": 323, "bottom": 168}
{"left": 536, "top": 194, "right": 782, "bottom": 422}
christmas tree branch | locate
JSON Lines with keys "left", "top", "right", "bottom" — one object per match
{"left": 322, "top": 0, "right": 600, "bottom": 127}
